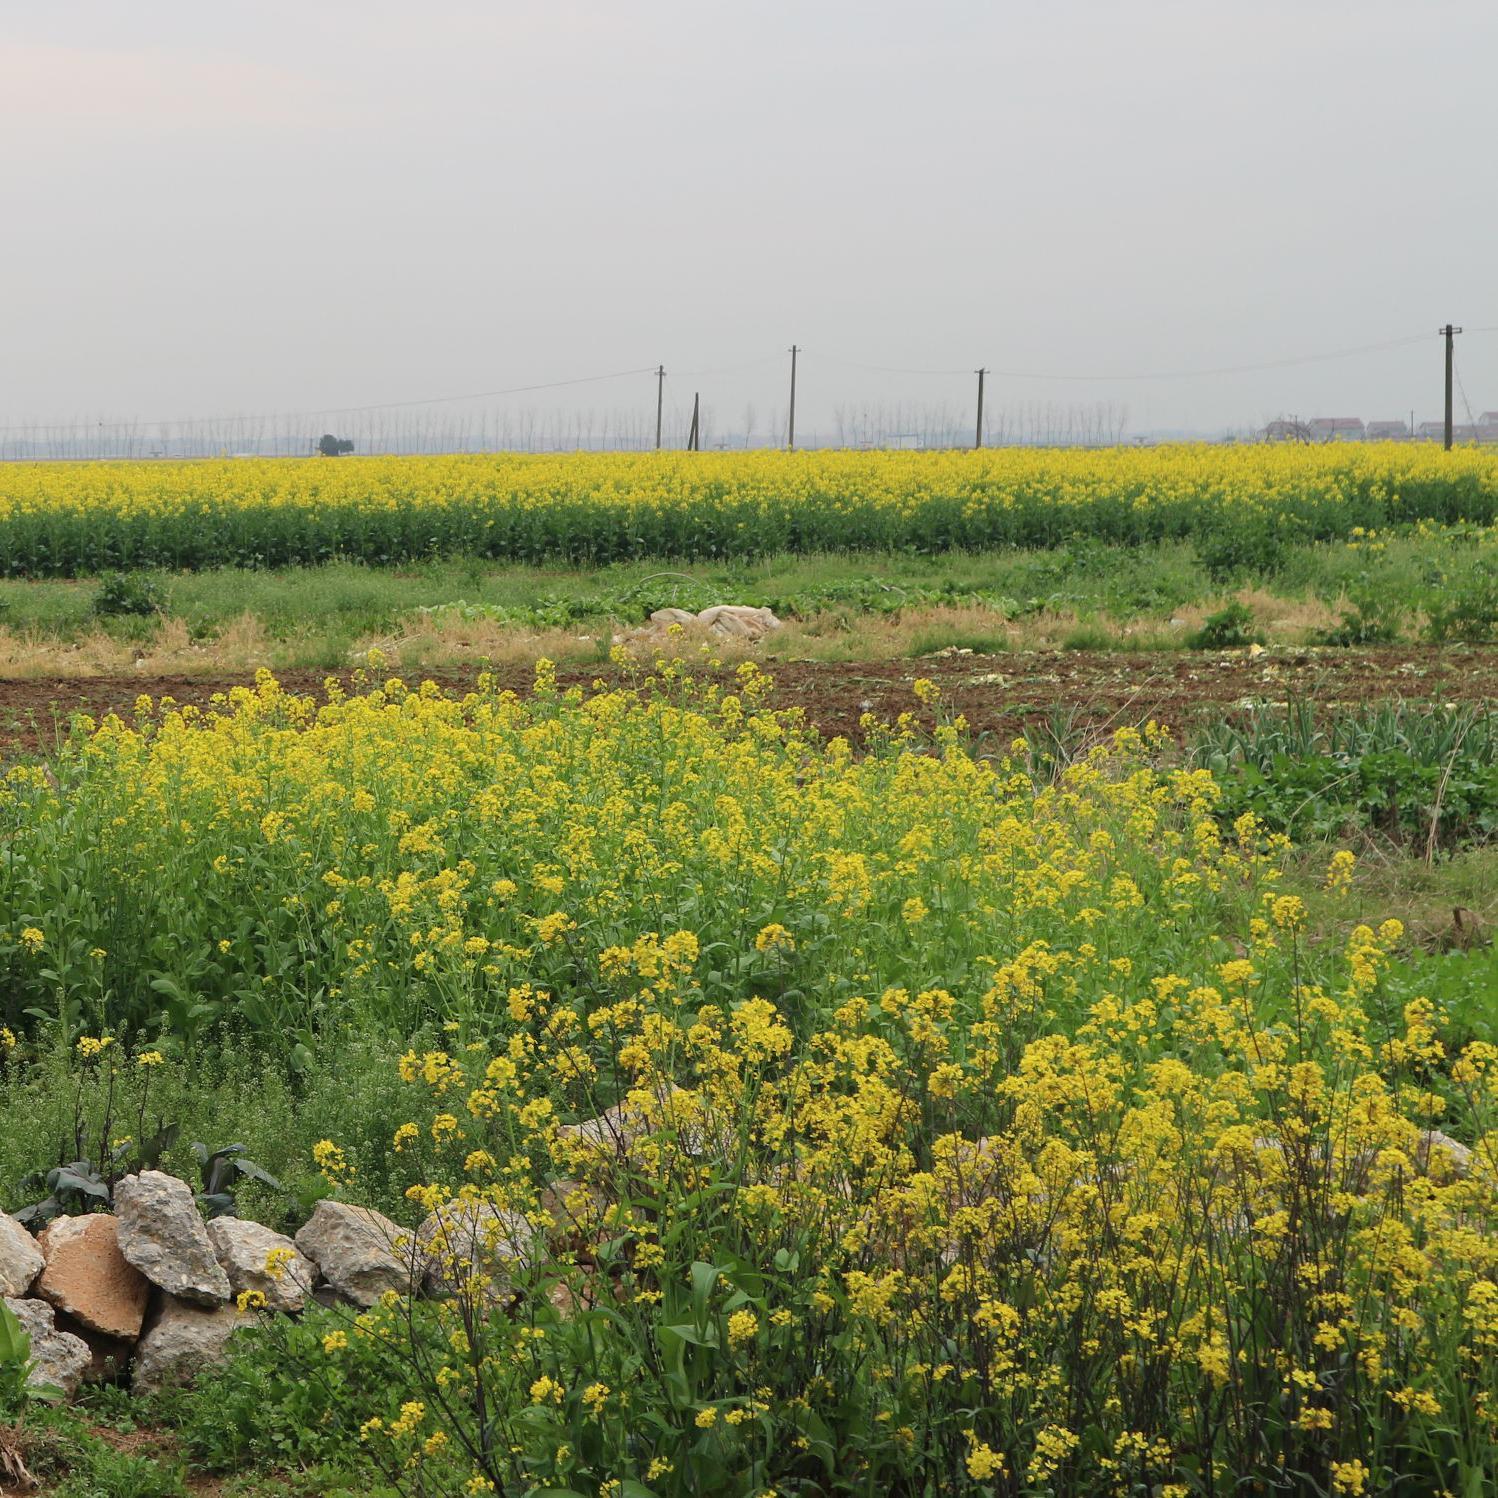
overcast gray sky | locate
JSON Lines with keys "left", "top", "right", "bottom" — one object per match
{"left": 3, "top": 0, "right": 1497, "bottom": 442}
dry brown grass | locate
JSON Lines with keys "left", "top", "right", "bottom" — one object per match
{"left": 1165, "top": 589, "right": 1343, "bottom": 641}
{"left": 360, "top": 614, "right": 615, "bottom": 670}
{"left": 0, "top": 587, "right": 1388, "bottom": 680}
{"left": 0, "top": 614, "right": 282, "bottom": 678}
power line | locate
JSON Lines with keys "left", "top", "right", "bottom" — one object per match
{"left": 815, "top": 352, "right": 972, "bottom": 377}
{"left": 2, "top": 325, "right": 1490, "bottom": 448}
{"left": 1454, "top": 351, "right": 1478, "bottom": 430}
{"left": 673, "top": 352, "right": 784, "bottom": 378}
{"left": 818, "top": 333, "right": 1433, "bottom": 384}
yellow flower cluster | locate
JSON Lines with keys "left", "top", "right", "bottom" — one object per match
{"left": 2, "top": 663, "right": 1274, "bottom": 1054}
{"left": 347, "top": 880, "right": 1495, "bottom": 1493}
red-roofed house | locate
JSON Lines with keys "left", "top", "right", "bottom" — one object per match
{"left": 1308, "top": 417, "right": 1366, "bottom": 441}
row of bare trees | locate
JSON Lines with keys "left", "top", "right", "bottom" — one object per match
{"left": 0, "top": 399, "right": 1130, "bottom": 460}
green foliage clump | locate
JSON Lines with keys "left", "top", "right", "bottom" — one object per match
{"left": 1425, "top": 576, "right": 1498, "bottom": 643}
{"left": 1194, "top": 517, "right": 1290, "bottom": 583}
{"left": 1196, "top": 699, "right": 1498, "bottom": 848}
{"left": 91, "top": 571, "right": 164, "bottom": 618}
{"left": 1317, "top": 582, "right": 1405, "bottom": 646}
{"left": 1187, "top": 600, "right": 1260, "bottom": 649}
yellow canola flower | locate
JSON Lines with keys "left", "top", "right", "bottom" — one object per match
{"left": 4, "top": 445, "right": 1496, "bottom": 578}
{"left": 9, "top": 663, "right": 1498, "bottom": 1493}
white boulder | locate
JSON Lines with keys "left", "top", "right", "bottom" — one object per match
{"left": 0, "top": 1214, "right": 44, "bottom": 1297}
{"left": 114, "top": 1172, "right": 231, "bottom": 1306}
{"left": 294, "top": 1200, "right": 416, "bottom": 1307}
{"left": 207, "top": 1217, "right": 316, "bottom": 1313}
{"left": 132, "top": 1295, "right": 253, "bottom": 1393}
{"left": 417, "top": 1199, "right": 539, "bottom": 1302}
{"left": 3, "top": 1297, "right": 91, "bottom": 1398}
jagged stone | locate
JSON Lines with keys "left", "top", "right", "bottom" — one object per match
{"left": 4, "top": 1297, "right": 92, "bottom": 1398}
{"left": 36, "top": 1216, "right": 149, "bottom": 1340}
{"left": 113, "top": 1172, "right": 231, "bottom": 1307}
{"left": 132, "top": 1294, "right": 253, "bottom": 1393}
{"left": 0, "top": 1214, "right": 44, "bottom": 1297}
{"left": 1417, "top": 1129, "right": 1473, "bottom": 1177}
{"left": 207, "top": 1217, "right": 315, "bottom": 1313}
{"left": 536, "top": 1178, "right": 608, "bottom": 1246}
{"left": 417, "top": 1199, "right": 539, "bottom": 1302}
{"left": 556, "top": 1082, "right": 702, "bottom": 1163}
{"left": 294, "top": 1200, "right": 416, "bottom": 1307}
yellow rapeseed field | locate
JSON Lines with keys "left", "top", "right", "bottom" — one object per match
{"left": 3, "top": 443, "right": 1497, "bottom": 574}
{"left": 1, "top": 660, "right": 1493, "bottom": 1493}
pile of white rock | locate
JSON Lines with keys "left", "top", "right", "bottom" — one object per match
{"left": 641, "top": 604, "right": 782, "bottom": 641}
{"left": 0, "top": 1172, "right": 502, "bottom": 1398}
{"left": 0, "top": 1095, "right": 680, "bottom": 1402}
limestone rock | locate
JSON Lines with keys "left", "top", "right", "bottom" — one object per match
{"left": 294, "top": 1200, "right": 416, "bottom": 1307}
{"left": 640, "top": 604, "right": 782, "bottom": 642}
{"left": 548, "top": 1279, "right": 602, "bottom": 1319}
{"left": 537, "top": 1178, "right": 608, "bottom": 1247}
{"left": 132, "top": 1295, "right": 253, "bottom": 1393}
{"left": 114, "top": 1171, "right": 231, "bottom": 1307}
{"left": 557, "top": 1083, "right": 703, "bottom": 1163}
{"left": 3, "top": 1297, "right": 92, "bottom": 1398}
{"left": 1416, "top": 1129, "right": 1473, "bottom": 1177}
{"left": 556, "top": 1097, "right": 647, "bottom": 1157}
{"left": 417, "top": 1199, "right": 539, "bottom": 1302}
{"left": 207, "top": 1217, "right": 315, "bottom": 1313}
{"left": 0, "top": 1213, "right": 44, "bottom": 1297}
{"left": 36, "top": 1215, "right": 150, "bottom": 1340}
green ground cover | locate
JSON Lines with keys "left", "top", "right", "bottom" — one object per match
{"left": 0, "top": 526, "right": 1493, "bottom": 670}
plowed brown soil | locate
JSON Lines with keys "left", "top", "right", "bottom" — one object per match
{"left": 0, "top": 646, "right": 1492, "bottom": 757}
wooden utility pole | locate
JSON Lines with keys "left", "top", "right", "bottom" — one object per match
{"left": 975, "top": 367, "right": 988, "bottom": 449}
{"left": 688, "top": 393, "right": 700, "bottom": 451}
{"left": 787, "top": 345, "right": 800, "bottom": 450}
{"left": 655, "top": 365, "right": 665, "bottom": 450}
{"left": 1440, "top": 325, "right": 1462, "bottom": 450}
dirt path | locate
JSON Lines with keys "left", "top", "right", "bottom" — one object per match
{"left": 0, "top": 645, "right": 1491, "bottom": 757}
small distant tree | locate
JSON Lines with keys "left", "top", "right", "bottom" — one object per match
{"left": 316, "top": 434, "right": 355, "bottom": 457}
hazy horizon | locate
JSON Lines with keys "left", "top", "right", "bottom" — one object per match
{"left": 4, "top": 0, "right": 1497, "bottom": 447}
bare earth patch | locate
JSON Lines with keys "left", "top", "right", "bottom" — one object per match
{"left": 0, "top": 645, "right": 1491, "bottom": 757}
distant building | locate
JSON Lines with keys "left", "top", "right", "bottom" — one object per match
{"left": 1416, "top": 421, "right": 1481, "bottom": 442}
{"left": 1308, "top": 417, "right": 1366, "bottom": 441}
{"left": 1365, "top": 420, "right": 1409, "bottom": 439}
{"left": 1263, "top": 418, "right": 1312, "bottom": 441}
